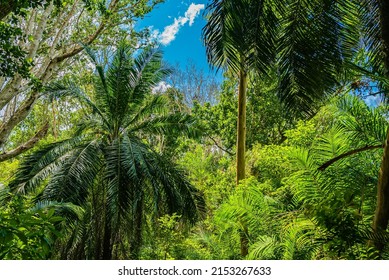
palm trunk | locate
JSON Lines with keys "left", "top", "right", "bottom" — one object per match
{"left": 237, "top": 68, "right": 248, "bottom": 257}
{"left": 102, "top": 221, "right": 113, "bottom": 260}
{"left": 236, "top": 69, "right": 247, "bottom": 185}
{"left": 372, "top": 0, "right": 389, "bottom": 252}
{"left": 0, "top": 1, "right": 16, "bottom": 20}
{"left": 130, "top": 196, "right": 143, "bottom": 259}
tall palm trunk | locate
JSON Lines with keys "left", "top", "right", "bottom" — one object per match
{"left": 237, "top": 68, "right": 248, "bottom": 257}
{"left": 372, "top": 0, "right": 389, "bottom": 252}
{"left": 236, "top": 69, "right": 247, "bottom": 185}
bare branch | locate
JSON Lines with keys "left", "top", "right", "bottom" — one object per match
{"left": 207, "top": 134, "right": 234, "bottom": 156}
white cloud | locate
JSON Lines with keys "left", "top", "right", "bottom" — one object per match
{"left": 153, "top": 3, "right": 205, "bottom": 46}
{"left": 152, "top": 81, "right": 172, "bottom": 93}
{"left": 185, "top": 3, "right": 204, "bottom": 26}
{"left": 159, "top": 18, "right": 186, "bottom": 45}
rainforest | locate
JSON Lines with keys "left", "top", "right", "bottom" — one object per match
{"left": 1, "top": 0, "right": 389, "bottom": 260}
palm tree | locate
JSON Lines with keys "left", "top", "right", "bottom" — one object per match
{"left": 203, "top": 0, "right": 278, "bottom": 185}
{"left": 202, "top": 0, "right": 278, "bottom": 257}
{"left": 8, "top": 45, "right": 204, "bottom": 259}
{"left": 202, "top": 0, "right": 346, "bottom": 257}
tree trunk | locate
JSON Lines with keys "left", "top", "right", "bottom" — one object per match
{"left": 237, "top": 68, "right": 248, "bottom": 257}
{"left": 236, "top": 69, "right": 247, "bottom": 185}
{"left": 372, "top": 0, "right": 389, "bottom": 252}
{"left": 130, "top": 196, "right": 143, "bottom": 259}
{"left": 0, "top": 1, "right": 16, "bottom": 20}
{"left": 373, "top": 129, "right": 389, "bottom": 250}
{"left": 102, "top": 217, "right": 113, "bottom": 260}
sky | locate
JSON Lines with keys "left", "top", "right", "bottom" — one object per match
{"left": 136, "top": 0, "right": 215, "bottom": 75}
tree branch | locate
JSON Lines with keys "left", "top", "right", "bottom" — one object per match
{"left": 0, "top": 91, "right": 39, "bottom": 146}
{"left": 318, "top": 144, "right": 384, "bottom": 171}
{"left": 0, "top": 122, "right": 49, "bottom": 162}
{"left": 207, "top": 134, "right": 234, "bottom": 156}
{"left": 49, "top": 0, "right": 120, "bottom": 65}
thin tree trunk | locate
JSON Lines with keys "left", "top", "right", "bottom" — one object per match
{"left": 372, "top": 0, "right": 389, "bottom": 252}
{"left": 237, "top": 68, "right": 248, "bottom": 257}
{"left": 236, "top": 69, "right": 247, "bottom": 185}
{"left": 52, "top": 99, "right": 58, "bottom": 139}
{"left": 373, "top": 129, "right": 389, "bottom": 250}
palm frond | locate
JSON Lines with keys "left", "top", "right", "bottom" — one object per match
{"left": 314, "top": 127, "right": 351, "bottom": 162}
{"left": 202, "top": 0, "right": 278, "bottom": 73}
{"left": 42, "top": 140, "right": 103, "bottom": 205}
{"left": 249, "top": 235, "right": 280, "bottom": 259}
{"left": 9, "top": 137, "right": 85, "bottom": 194}
{"left": 104, "top": 45, "right": 135, "bottom": 126}
{"left": 124, "top": 94, "right": 169, "bottom": 129}
{"left": 128, "top": 112, "right": 199, "bottom": 139}
{"left": 336, "top": 94, "right": 388, "bottom": 145}
{"left": 203, "top": 0, "right": 240, "bottom": 72}
{"left": 28, "top": 200, "right": 85, "bottom": 221}
{"left": 359, "top": 0, "right": 385, "bottom": 76}
{"left": 128, "top": 48, "right": 171, "bottom": 106}
{"left": 104, "top": 137, "right": 138, "bottom": 225}
{"left": 277, "top": 0, "right": 346, "bottom": 116}
{"left": 45, "top": 81, "right": 110, "bottom": 128}
{"left": 280, "top": 219, "right": 318, "bottom": 260}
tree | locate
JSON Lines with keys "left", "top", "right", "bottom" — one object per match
{"left": 168, "top": 61, "right": 220, "bottom": 107}
{"left": 0, "top": 0, "right": 59, "bottom": 20}
{"left": 203, "top": 0, "right": 278, "bottom": 185}
{"left": 8, "top": 45, "right": 204, "bottom": 259}
{"left": 0, "top": 0, "right": 162, "bottom": 161}
{"left": 263, "top": 0, "right": 389, "bottom": 252}
{"left": 202, "top": 0, "right": 278, "bottom": 256}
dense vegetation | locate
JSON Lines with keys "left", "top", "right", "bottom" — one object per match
{"left": 1, "top": 0, "right": 389, "bottom": 260}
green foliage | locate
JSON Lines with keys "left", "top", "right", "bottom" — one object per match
{"left": 193, "top": 71, "right": 293, "bottom": 152}
{"left": 0, "top": 160, "right": 19, "bottom": 183}
{"left": 0, "top": 21, "right": 31, "bottom": 77}
{"left": 281, "top": 96, "right": 385, "bottom": 258}
{"left": 0, "top": 0, "right": 63, "bottom": 77}
{"left": 142, "top": 213, "right": 186, "bottom": 259}
{"left": 177, "top": 94, "right": 387, "bottom": 260}
{"left": 0, "top": 195, "right": 63, "bottom": 259}
{"left": 178, "top": 142, "right": 234, "bottom": 213}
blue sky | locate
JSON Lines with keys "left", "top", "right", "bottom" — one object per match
{"left": 136, "top": 0, "right": 214, "bottom": 74}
